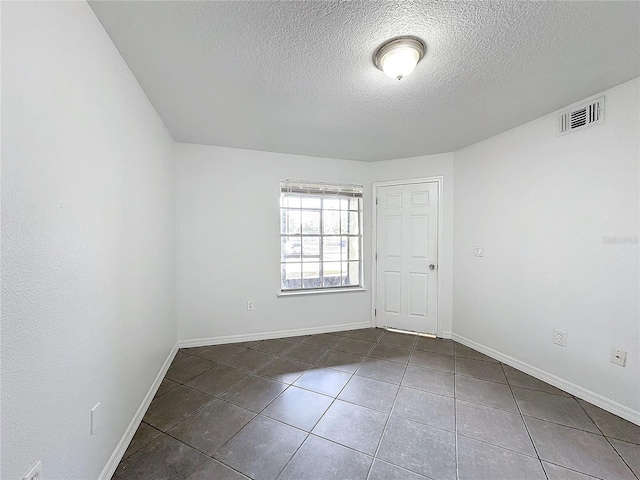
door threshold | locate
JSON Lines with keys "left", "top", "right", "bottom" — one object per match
{"left": 383, "top": 326, "right": 436, "bottom": 338}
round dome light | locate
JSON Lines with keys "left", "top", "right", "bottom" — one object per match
{"left": 374, "top": 36, "right": 426, "bottom": 81}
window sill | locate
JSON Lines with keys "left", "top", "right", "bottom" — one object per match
{"left": 278, "top": 287, "right": 367, "bottom": 297}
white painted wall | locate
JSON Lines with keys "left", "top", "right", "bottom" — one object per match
{"left": 1, "top": 2, "right": 176, "bottom": 479}
{"left": 176, "top": 144, "right": 372, "bottom": 342}
{"left": 453, "top": 78, "right": 640, "bottom": 419}
{"left": 372, "top": 154, "right": 454, "bottom": 336}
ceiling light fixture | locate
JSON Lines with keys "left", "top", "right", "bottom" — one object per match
{"left": 374, "top": 36, "right": 426, "bottom": 81}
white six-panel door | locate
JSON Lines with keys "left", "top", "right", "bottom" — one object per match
{"left": 376, "top": 182, "right": 439, "bottom": 334}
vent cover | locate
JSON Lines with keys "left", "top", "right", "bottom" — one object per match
{"left": 558, "top": 96, "right": 604, "bottom": 135}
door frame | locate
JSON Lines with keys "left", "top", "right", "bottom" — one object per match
{"left": 371, "top": 176, "right": 444, "bottom": 337}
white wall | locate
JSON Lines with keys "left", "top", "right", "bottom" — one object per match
{"left": 372, "top": 154, "right": 455, "bottom": 336}
{"left": 453, "top": 78, "right": 640, "bottom": 420}
{"left": 1, "top": 2, "right": 176, "bottom": 479}
{"left": 176, "top": 144, "right": 372, "bottom": 342}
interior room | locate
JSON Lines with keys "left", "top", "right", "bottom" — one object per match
{"left": 2, "top": 1, "right": 639, "bottom": 479}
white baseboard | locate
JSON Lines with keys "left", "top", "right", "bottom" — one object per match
{"left": 440, "top": 330, "right": 452, "bottom": 339}
{"left": 98, "top": 344, "right": 179, "bottom": 480}
{"left": 178, "top": 321, "right": 372, "bottom": 348}
{"left": 451, "top": 333, "right": 640, "bottom": 426}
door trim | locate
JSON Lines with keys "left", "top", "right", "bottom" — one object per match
{"left": 371, "top": 177, "right": 444, "bottom": 337}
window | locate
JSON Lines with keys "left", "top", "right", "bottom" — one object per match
{"left": 280, "top": 180, "right": 363, "bottom": 292}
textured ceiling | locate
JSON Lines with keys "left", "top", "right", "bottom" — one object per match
{"left": 89, "top": 1, "right": 640, "bottom": 161}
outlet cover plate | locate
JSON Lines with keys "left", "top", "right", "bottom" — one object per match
{"left": 553, "top": 329, "right": 567, "bottom": 347}
{"left": 611, "top": 348, "right": 627, "bottom": 367}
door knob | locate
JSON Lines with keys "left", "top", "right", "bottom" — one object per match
{"left": 429, "top": 264, "right": 436, "bottom": 271}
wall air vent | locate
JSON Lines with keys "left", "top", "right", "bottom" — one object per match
{"left": 558, "top": 96, "right": 604, "bottom": 135}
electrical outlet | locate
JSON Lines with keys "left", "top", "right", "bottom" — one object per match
{"left": 473, "top": 246, "right": 484, "bottom": 257}
{"left": 22, "top": 460, "right": 41, "bottom": 480}
{"left": 553, "top": 329, "right": 567, "bottom": 347}
{"left": 91, "top": 402, "right": 101, "bottom": 435}
{"left": 247, "top": 301, "right": 254, "bottom": 311}
{"left": 611, "top": 348, "right": 627, "bottom": 367}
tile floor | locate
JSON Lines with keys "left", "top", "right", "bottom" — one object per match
{"left": 113, "top": 328, "right": 640, "bottom": 480}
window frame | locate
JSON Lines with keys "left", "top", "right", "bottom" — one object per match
{"left": 279, "top": 180, "right": 364, "bottom": 293}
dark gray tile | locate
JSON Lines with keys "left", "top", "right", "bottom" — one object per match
{"left": 123, "top": 422, "right": 162, "bottom": 460}
{"left": 143, "top": 386, "right": 213, "bottom": 431}
{"left": 233, "top": 340, "right": 260, "bottom": 348}
{"left": 282, "top": 343, "right": 329, "bottom": 363}
{"left": 221, "top": 375, "right": 287, "bottom": 412}
{"left": 185, "top": 364, "right": 249, "bottom": 396}
{"left": 338, "top": 375, "right": 399, "bottom": 413}
{"left": 293, "top": 367, "right": 352, "bottom": 397}
{"left": 578, "top": 400, "right": 640, "bottom": 444}
{"left": 302, "top": 333, "right": 341, "bottom": 348}
{"left": 114, "top": 434, "right": 245, "bottom": 480}
{"left": 180, "top": 345, "right": 212, "bottom": 356}
{"left": 415, "top": 337, "right": 453, "bottom": 355}
{"left": 165, "top": 355, "right": 215, "bottom": 383}
{"left": 393, "top": 387, "right": 455, "bottom": 431}
{"left": 454, "top": 342, "right": 499, "bottom": 363}
{"left": 315, "top": 349, "right": 364, "bottom": 373}
{"left": 251, "top": 338, "right": 295, "bottom": 354}
{"left": 379, "top": 331, "right": 418, "bottom": 348}
{"left": 262, "top": 386, "right": 332, "bottom": 431}
{"left": 409, "top": 349, "right": 454, "bottom": 373}
{"left": 278, "top": 434, "right": 372, "bottom": 480}
{"left": 543, "top": 462, "right": 601, "bottom": 480}
{"left": 224, "top": 349, "right": 276, "bottom": 372}
{"left": 377, "top": 414, "right": 456, "bottom": 480}
{"left": 312, "top": 399, "right": 387, "bottom": 455}
{"left": 503, "top": 365, "right": 571, "bottom": 396}
{"left": 172, "top": 351, "right": 190, "bottom": 364}
{"left": 455, "top": 357, "right": 507, "bottom": 383}
{"left": 213, "top": 415, "right": 307, "bottom": 480}
{"left": 348, "top": 328, "right": 384, "bottom": 342}
{"left": 356, "top": 357, "right": 406, "bottom": 384}
{"left": 455, "top": 375, "right": 519, "bottom": 412}
{"left": 368, "top": 459, "right": 429, "bottom": 480}
{"left": 284, "top": 334, "right": 309, "bottom": 342}
{"left": 456, "top": 399, "right": 536, "bottom": 456}
{"left": 609, "top": 438, "right": 640, "bottom": 477}
{"left": 256, "top": 357, "right": 310, "bottom": 384}
{"left": 328, "top": 330, "right": 351, "bottom": 337}
{"left": 333, "top": 337, "right": 375, "bottom": 356}
{"left": 401, "top": 365, "right": 454, "bottom": 396}
{"left": 369, "top": 343, "right": 412, "bottom": 363}
{"left": 526, "top": 416, "right": 636, "bottom": 480}
{"left": 154, "top": 378, "right": 180, "bottom": 398}
{"left": 457, "top": 435, "right": 546, "bottom": 480}
{"left": 513, "top": 387, "right": 598, "bottom": 433}
{"left": 167, "top": 399, "right": 254, "bottom": 455}
{"left": 197, "top": 344, "right": 246, "bottom": 362}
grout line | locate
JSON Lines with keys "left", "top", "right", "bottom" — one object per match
{"left": 501, "top": 363, "right": 549, "bottom": 480}
{"left": 365, "top": 331, "right": 414, "bottom": 480}
{"left": 454, "top": 350, "right": 459, "bottom": 480}
{"left": 575, "top": 400, "right": 640, "bottom": 480}
{"left": 541, "top": 460, "right": 611, "bottom": 480}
